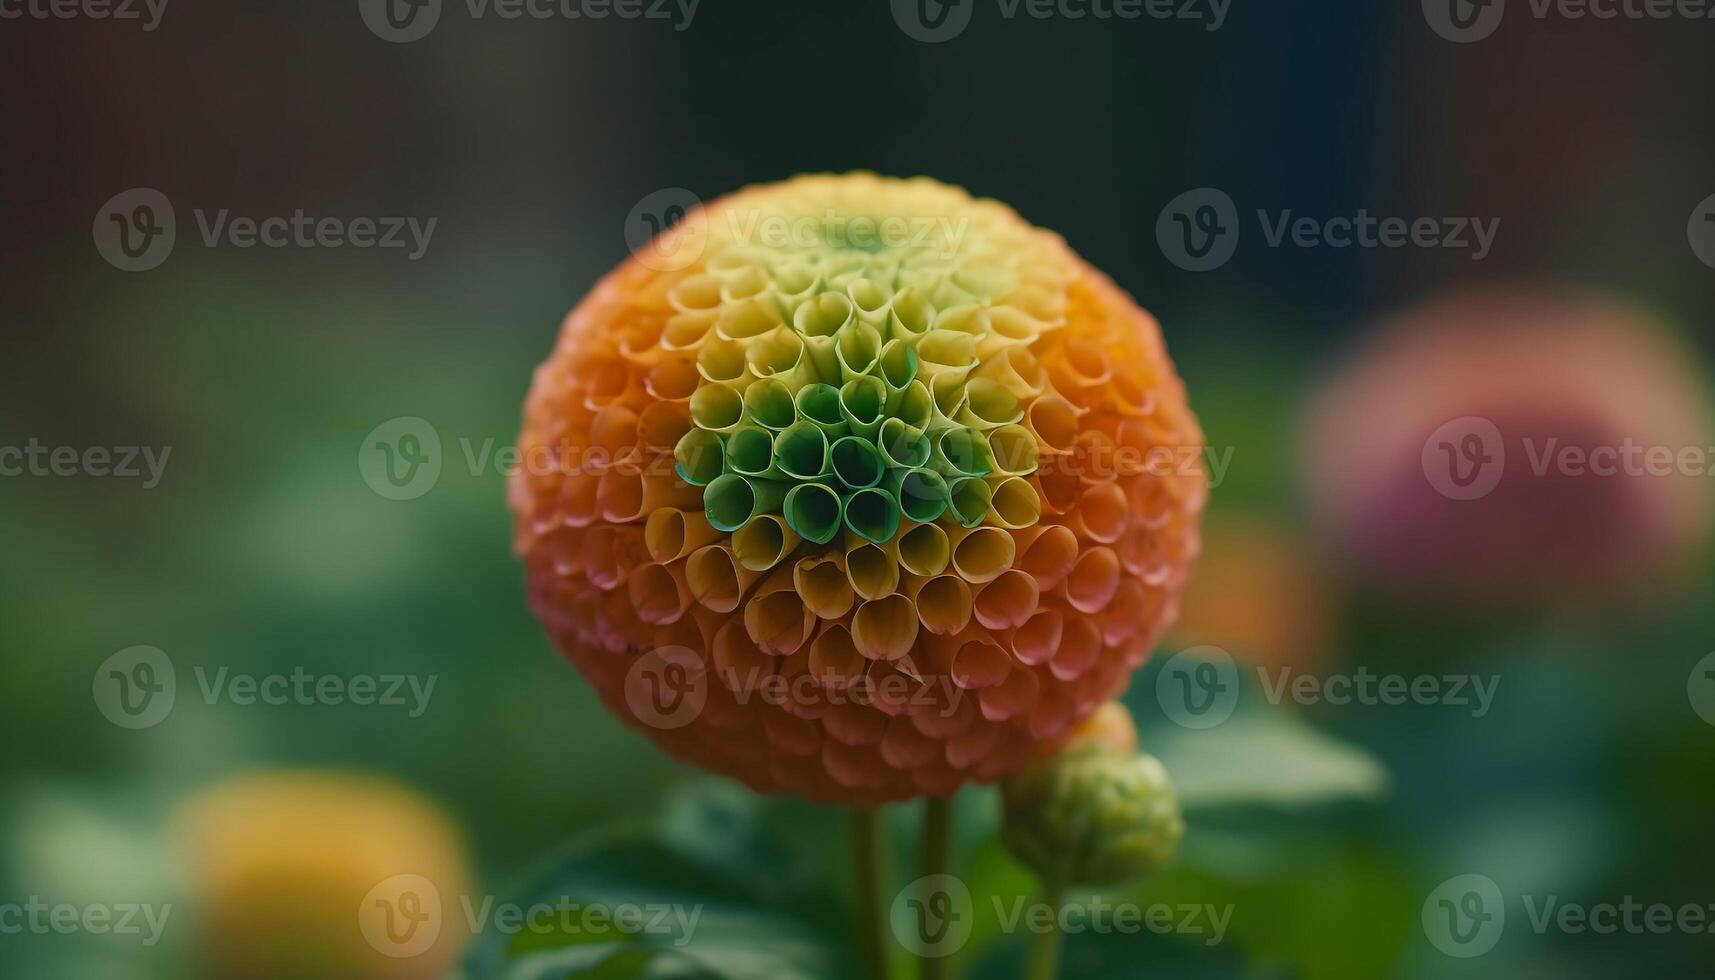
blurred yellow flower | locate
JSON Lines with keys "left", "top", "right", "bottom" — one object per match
{"left": 174, "top": 771, "right": 471, "bottom": 980}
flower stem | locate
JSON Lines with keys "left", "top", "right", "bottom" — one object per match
{"left": 1023, "top": 881, "right": 1065, "bottom": 980}
{"left": 919, "top": 795, "right": 953, "bottom": 980}
{"left": 852, "top": 807, "right": 893, "bottom": 980}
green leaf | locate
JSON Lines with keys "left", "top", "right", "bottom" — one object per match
{"left": 498, "top": 944, "right": 655, "bottom": 980}
{"left": 1149, "top": 710, "right": 1389, "bottom": 810}
{"left": 466, "top": 782, "right": 860, "bottom": 980}
{"left": 1113, "top": 851, "right": 1419, "bottom": 980}
{"left": 1127, "top": 666, "right": 1390, "bottom": 811}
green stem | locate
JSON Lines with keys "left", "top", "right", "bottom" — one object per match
{"left": 853, "top": 807, "right": 893, "bottom": 980}
{"left": 919, "top": 796, "right": 954, "bottom": 980}
{"left": 1023, "top": 881, "right": 1065, "bottom": 980}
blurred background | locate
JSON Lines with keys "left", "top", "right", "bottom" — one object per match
{"left": 2, "top": 2, "right": 1713, "bottom": 978}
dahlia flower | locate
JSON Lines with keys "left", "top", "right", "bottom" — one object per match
{"left": 511, "top": 173, "right": 1205, "bottom": 805}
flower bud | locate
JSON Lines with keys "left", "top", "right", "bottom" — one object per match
{"left": 1064, "top": 700, "right": 1139, "bottom": 756}
{"left": 1000, "top": 734, "right": 1183, "bottom": 887}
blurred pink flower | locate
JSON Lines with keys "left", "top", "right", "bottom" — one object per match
{"left": 1302, "top": 290, "right": 1713, "bottom": 612}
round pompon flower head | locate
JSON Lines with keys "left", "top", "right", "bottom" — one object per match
{"left": 1302, "top": 290, "right": 1714, "bottom": 612}
{"left": 510, "top": 173, "right": 1206, "bottom": 806}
